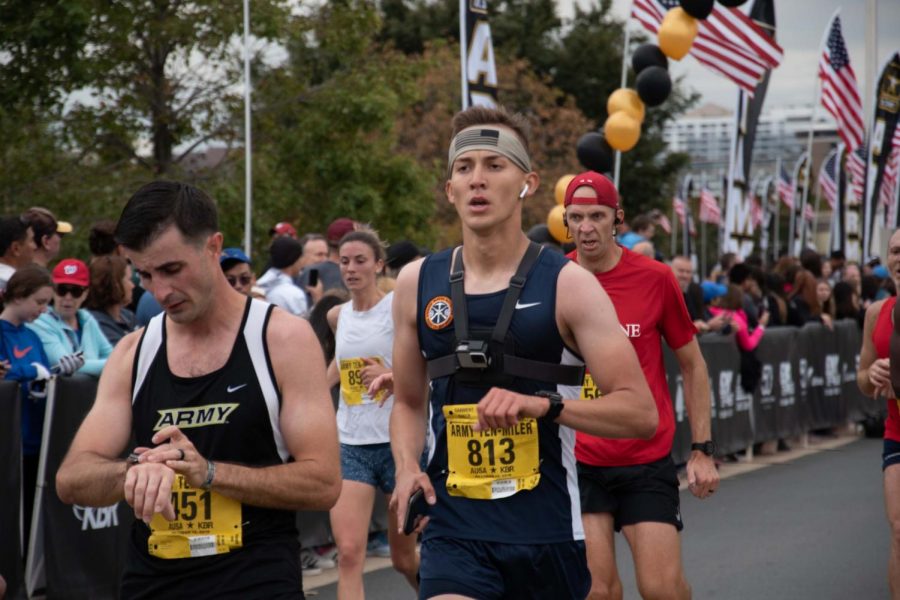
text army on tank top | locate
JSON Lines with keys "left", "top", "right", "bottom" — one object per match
{"left": 127, "top": 298, "right": 296, "bottom": 575}
{"left": 417, "top": 248, "right": 585, "bottom": 545}
{"left": 334, "top": 292, "right": 394, "bottom": 445}
{"left": 873, "top": 296, "right": 900, "bottom": 442}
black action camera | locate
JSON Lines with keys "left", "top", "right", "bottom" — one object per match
{"left": 455, "top": 339, "right": 491, "bottom": 370}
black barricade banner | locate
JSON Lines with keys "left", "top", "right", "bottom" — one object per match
{"left": 797, "top": 323, "right": 842, "bottom": 430}
{"left": 753, "top": 328, "right": 795, "bottom": 442}
{"left": 0, "top": 381, "right": 23, "bottom": 599}
{"left": 39, "top": 375, "right": 132, "bottom": 599}
{"left": 835, "top": 319, "right": 879, "bottom": 422}
{"left": 663, "top": 347, "right": 693, "bottom": 465}
{"left": 697, "top": 335, "right": 754, "bottom": 455}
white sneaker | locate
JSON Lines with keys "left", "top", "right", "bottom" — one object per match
{"left": 300, "top": 549, "right": 323, "bottom": 575}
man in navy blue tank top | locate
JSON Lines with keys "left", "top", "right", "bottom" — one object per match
{"left": 56, "top": 181, "right": 341, "bottom": 598}
{"left": 389, "top": 106, "right": 658, "bottom": 600}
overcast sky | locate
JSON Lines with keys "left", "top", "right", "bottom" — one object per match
{"left": 556, "top": 0, "right": 900, "bottom": 115}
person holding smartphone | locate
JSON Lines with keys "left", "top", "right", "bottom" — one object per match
{"left": 325, "top": 229, "right": 419, "bottom": 598}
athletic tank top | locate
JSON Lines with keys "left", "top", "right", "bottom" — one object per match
{"left": 417, "top": 247, "right": 584, "bottom": 544}
{"left": 125, "top": 298, "right": 298, "bottom": 583}
{"left": 872, "top": 296, "right": 900, "bottom": 442}
{"left": 333, "top": 292, "right": 395, "bottom": 445}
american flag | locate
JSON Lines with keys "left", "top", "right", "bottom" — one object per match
{"left": 819, "top": 15, "right": 865, "bottom": 152}
{"left": 632, "top": 0, "right": 784, "bottom": 94}
{"left": 699, "top": 188, "right": 721, "bottom": 225}
{"left": 673, "top": 196, "right": 686, "bottom": 224}
{"left": 750, "top": 193, "right": 763, "bottom": 229}
{"left": 882, "top": 147, "right": 899, "bottom": 209}
{"left": 777, "top": 165, "right": 794, "bottom": 208}
{"left": 804, "top": 202, "right": 816, "bottom": 222}
{"left": 818, "top": 148, "right": 839, "bottom": 210}
{"left": 847, "top": 142, "right": 867, "bottom": 202}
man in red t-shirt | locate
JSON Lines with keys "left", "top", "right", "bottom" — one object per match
{"left": 563, "top": 171, "right": 719, "bottom": 600}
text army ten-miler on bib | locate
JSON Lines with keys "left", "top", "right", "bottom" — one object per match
{"left": 148, "top": 474, "right": 242, "bottom": 559}
{"left": 443, "top": 404, "right": 540, "bottom": 500}
{"left": 340, "top": 356, "right": 384, "bottom": 405}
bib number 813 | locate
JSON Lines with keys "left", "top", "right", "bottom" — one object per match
{"left": 466, "top": 438, "right": 515, "bottom": 467}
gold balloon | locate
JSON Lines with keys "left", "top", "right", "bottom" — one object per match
{"left": 604, "top": 111, "right": 641, "bottom": 152}
{"left": 554, "top": 174, "right": 576, "bottom": 205}
{"left": 607, "top": 88, "right": 645, "bottom": 124}
{"left": 658, "top": 7, "right": 698, "bottom": 61}
{"left": 547, "top": 204, "right": 569, "bottom": 243}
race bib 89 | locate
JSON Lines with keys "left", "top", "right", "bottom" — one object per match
{"left": 340, "top": 357, "right": 384, "bottom": 405}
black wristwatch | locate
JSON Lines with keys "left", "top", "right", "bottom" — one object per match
{"left": 691, "top": 440, "right": 716, "bottom": 456}
{"left": 535, "top": 390, "right": 565, "bottom": 422}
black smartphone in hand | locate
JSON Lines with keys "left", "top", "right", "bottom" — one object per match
{"left": 402, "top": 488, "right": 429, "bottom": 535}
{"left": 308, "top": 268, "right": 319, "bottom": 287}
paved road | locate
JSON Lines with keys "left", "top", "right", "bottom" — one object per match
{"left": 308, "top": 437, "right": 889, "bottom": 599}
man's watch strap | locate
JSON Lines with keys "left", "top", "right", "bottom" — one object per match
{"left": 535, "top": 390, "right": 565, "bottom": 422}
{"left": 691, "top": 440, "right": 716, "bottom": 456}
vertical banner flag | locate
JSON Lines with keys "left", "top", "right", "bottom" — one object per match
{"left": 723, "top": 0, "right": 777, "bottom": 258}
{"left": 818, "top": 147, "right": 840, "bottom": 210}
{"left": 845, "top": 142, "right": 866, "bottom": 261}
{"left": 788, "top": 152, "right": 808, "bottom": 254}
{"left": 460, "top": 0, "right": 498, "bottom": 109}
{"left": 829, "top": 146, "right": 847, "bottom": 255}
{"left": 777, "top": 164, "right": 794, "bottom": 208}
{"left": 632, "top": 0, "right": 783, "bottom": 94}
{"left": 864, "top": 52, "right": 900, "bottom": 254}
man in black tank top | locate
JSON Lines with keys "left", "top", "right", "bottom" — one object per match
{"left": 56, "top": 181, "right": 341, "bottom": 599}
{"left": 389, "top": 106, "right": 657, "bottom": 599}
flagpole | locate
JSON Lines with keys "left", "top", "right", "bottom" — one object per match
{"left": 242, "top": 0, "right": 253, "bottom": 257}
{"left": 459, "top": 0, "right": 468, "bottom": 110}
{"left": 774, "top": 157, "right": 781, "bottom": 260}
{"left": 613, "top": 6, "right": 632, "bottom": 188}
{"left": 798, "top": 10, "right": 836, "bottom": 254}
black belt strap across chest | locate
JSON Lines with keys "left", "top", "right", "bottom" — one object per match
{"left": 426, "top": 242, "right": 584, "bottom": 385}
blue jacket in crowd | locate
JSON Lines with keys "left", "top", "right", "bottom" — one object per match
{"left": 28, "top": 308, "right": 112, "bottom": 377}
{"left": 0, "top": 319, "right": 51, "bottom": 456}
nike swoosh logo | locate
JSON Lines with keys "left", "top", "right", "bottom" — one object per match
{"left": 227, "top": 384, "right": 247, "bottom": 393}
{"left": 13, "top": 346, "right": 32, "bottom": 359}
{"left": 515, "top": 301, "right": 541, "bottom": 310}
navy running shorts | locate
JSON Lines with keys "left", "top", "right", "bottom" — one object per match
{"left": 418, "top": 536, "right": 590, "bottom": 599}
{"left": 883, "top": 438, "right": 900, "bottom": 471}
{"left": 577, "top": 455, "right": 683, "bottom": 532}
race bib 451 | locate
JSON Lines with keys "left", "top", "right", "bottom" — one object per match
{"left": 148, "top": 474, "right": 242, "bottom": 559}
{"left": 443, "top": 404, "right": 540, "bottom": 500}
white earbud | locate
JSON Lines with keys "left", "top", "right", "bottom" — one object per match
{"left": 519, "top": 184, "right": 529, "bottom": 199}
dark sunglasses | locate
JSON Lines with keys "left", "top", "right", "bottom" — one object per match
{"left": 56, "top": 284, "right": 86, "bottom": 298}
{"left": 227, "top": 275, "right": 253, "bottom": 287}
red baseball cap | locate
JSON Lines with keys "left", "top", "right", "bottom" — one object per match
{"left": 52, "top": 258, "right": 89, "bottom": 287}
{"left": 326, "top": 217, "right": 356, "bottom": 244}
{"left": 269, "top": 222, "right": 297, "bottom": 238}
{"left": 564, "top": 171, "right": 619, "bottom": 210}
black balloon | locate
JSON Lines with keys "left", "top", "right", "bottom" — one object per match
{"left": 635, "top": 66, "right": 672, "bottom": 107}
{"left": 680, "top": 0, "right": 714, "bottom": 19}
{"left": 576, "top": 132, "right": 614, "bottom": 173}
{"left": 717, "top": 0, "right": 748, "bottom": 6}
{"left": 631, "top": 44, "right": 669, "bottom": 76}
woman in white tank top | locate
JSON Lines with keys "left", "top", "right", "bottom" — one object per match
{"left": 325, "top": 230, "right": 418, "bottom": 597}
